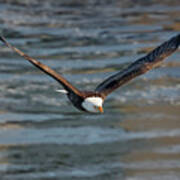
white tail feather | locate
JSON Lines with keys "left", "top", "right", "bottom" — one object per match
{"left": 56, "top": 89, "right": 68, "bottom": 94}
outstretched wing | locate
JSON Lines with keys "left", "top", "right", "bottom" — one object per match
{"left": 95, "top": 34, "right": 180, "bottom": 97}
{"left": 0, "top": 36, "right": 82, "bottom": 96}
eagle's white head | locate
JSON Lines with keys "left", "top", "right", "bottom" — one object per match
{"left": 82, "top": 97, "right": 104, "bottom": 113}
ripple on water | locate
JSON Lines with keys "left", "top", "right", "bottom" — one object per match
{"left": 0, "top": 126, "right": 180, "bottom": 145}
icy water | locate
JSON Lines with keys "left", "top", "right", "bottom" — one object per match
{"left": 0, "top": 1, "right": 180, "bottom": 180}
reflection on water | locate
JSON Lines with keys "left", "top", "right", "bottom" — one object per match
{"left": 0, "top": 0, "right": 180, "bottom": 179}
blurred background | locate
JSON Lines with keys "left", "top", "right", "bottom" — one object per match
{"left": 0, "top": 0, "right": 180, "bottom": 180}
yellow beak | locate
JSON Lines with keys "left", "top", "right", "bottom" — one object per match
{"left": 98, "top": 106, "right": 104, "bottom": 113}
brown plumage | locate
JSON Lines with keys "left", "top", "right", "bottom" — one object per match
{"left": 0, "top": 34, "right": 179, "bottom": 113}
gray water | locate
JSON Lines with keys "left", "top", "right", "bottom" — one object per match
{"left": 0, "top": 1, "right": 180, "bottom": 180}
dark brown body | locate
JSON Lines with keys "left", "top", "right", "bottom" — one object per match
{"left": 67, "top": 91, "right": 104, "bottom": 111}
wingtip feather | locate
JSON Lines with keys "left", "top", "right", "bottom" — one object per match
{"left": 0, "top": 36, "right": 7, "bottom": 44}
{"left": 0, "top": 35, "right": 12, "bottom": 49}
